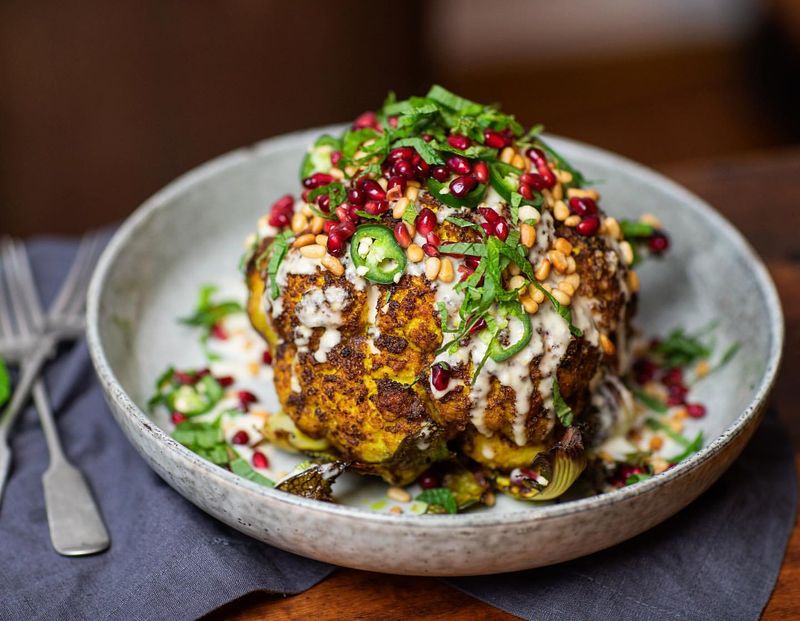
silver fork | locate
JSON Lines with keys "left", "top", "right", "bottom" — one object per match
{"left": 0, "top": 236, "right": 110, "bottom": 555}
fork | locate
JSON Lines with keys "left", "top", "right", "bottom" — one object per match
{"left": 0, "top": 236, "right": 110, "bottom": 555}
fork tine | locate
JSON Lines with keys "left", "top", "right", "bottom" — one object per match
{"left": 0, "top": 238, "right": 33, "bottom": 339}
{"left": 61, "top": 234, "right": 104, "bottom": 319}
{"left": 48, "top": 233, "right": 100, "bottom": 318}
{"left": 8, "top": 239, "right": 45, "bottom": 331}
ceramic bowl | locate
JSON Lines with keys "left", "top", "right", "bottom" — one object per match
{"left": 86, "top": 126, "right": 783, "bottom": 575}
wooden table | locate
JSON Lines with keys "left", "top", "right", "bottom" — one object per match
{"left": 207, "top": 149, "right": 800, "bottom": 621}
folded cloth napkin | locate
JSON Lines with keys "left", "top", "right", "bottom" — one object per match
{"left": 0, "top": 238, "right": 794, "bottom": 621}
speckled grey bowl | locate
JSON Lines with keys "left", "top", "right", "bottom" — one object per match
{"left": 86, "top": 126, "right": 783, "bottom": 575}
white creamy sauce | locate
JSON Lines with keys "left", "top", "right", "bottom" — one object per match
{"left": 314, "top": 328, "right": 341, "bottom": 363}
{"left": 277, "top": 249, "right": 320, "bottom": 287}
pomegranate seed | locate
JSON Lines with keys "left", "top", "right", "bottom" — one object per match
{"left": 519, "top": 183, "right": 534, "bottom": 200}
{"left": 414, "top": 156, "right": 430, "bottom": 178}
{"left": 447, "top": 134, "right": 471, "bottom": 150}
{"left": 495, "top": 219, "right": 510, "bottom": 241}
{"left": 317, "top": 193, "right": 330, "bottom": 213}
{"left": 687, "top": 403, "right": 707, "bottom": 418}
{"left": 576, "top": 215, "right": 601, "bottom": 236}
{"left": 327, "top": 232, "right": 346, "bottom": 257}
{"left": 252, "top": 451, "right": 270, "bottom": 469}
{"left": 479, "top": 207, "right": 500, "bottom": 224}
{"left": 422, "top": 243, "right": 439, "bottom": 257}
{"left": 217, "top": 375, "right": 235, "bottom": 387}
{"left": 171, "top": 412, "right": 187, "bottom": 425}
{"left": 394, "top": 222, "right": 412, "bottom": 248}
{"left": 431, "top": 166, "right": 450, "bottom": 182}
{"left": 387, "top": 176, "right": 407, "bottom": 198}
{"left": 323, "top": 220, "right": 337, "bottom": 234}
{"left": 347, "top": 187, "right": 365, "bottom": 205}
{"left": 472, "top": 161, "right": 489, "bottom": 184}
{"left": 352, "top": 111, "right": 380, "bottom": 130}
{"left": 388, "top": 147, "right": 414, "bottom": 163}
{"left": 481, "top": 222, "right": 493, "bottom": 236}
{"left": 483, "top": 130, "right": 508, "bottom": 149}
{"left": 422, "top": 133, "right": 434, "bottom": 142}
{"left": 303, "top": 172, "right": 334, "bottom": 189}
{"left": 469, "top": 317, "right": 487, "bottom": 334}
{"left": 210, "top": 323, "right": 227, "bottom": 340}
{"left": 662, "top": 367, "right": 683, "bottom": 386}
{"left": 330, "top": 150, "right": 343, "bottom": 167}
{"left": 271, "top": 194, "right": 294, "bottom": 212}
{"left": 415, "top": 208, "right": 437, "bottom": 235}
{"left": 268, "top": 194, "right": 294, "bottom": 228}
{"left": 174, "top": 371, "right": 195, "bottom": 385}
{"left": 430, "top": 362, "right": 451, "bottom": 391}
{"left": 393, "top": 159, "right": 415, "bottom": 179}
{"left": 333, "top": 221, "right": 356, "bottom": 239}
{"left": 359, "top": 178, "right": 387, "bottom": 201}
{"left": 196, "top": 368, "right": 210, "bottom": 377}
{"left": 262, "top": 350, "right": 272, "bottom": 365}
{"left": 446, "top": 155, "right": 471, "bottom": 175}
{"left": 419, "top": 473, "right": 439, "bottom": 489}
{"left": 465, "top": 255, "right": 481, "bottom": 270}
{"left": 336, "top": 205, "right": 353, "bottom": 223}
{"left": 301, "top": 189, "right": 312, "bottom": 202}
{"left": 232, "top": 430, "right": 250, "bottom": 445}
{"left": 520, "top": 172, "right": 548, "bottom": 191}
{"left": 633, "top": 359, "right": 657, "bottom": 384}
{"left": 526, "top": 147, "right": 547, "bottom": 164}
{"left": 449, "top": 175, "right": 478, "bottom": 198}
{"left": 364, "top": 200, "right": 389, "bottom": 215}
{"left": 426, "top": 231, "right": 441, "bottom": 246}
{"left": 569, "top": 197, "right": 598, "bottom": 216}
{"left": 649, "top": 232, "right": 670, "bottom": 254}
{"left": 388, "top": 116, "right": 398, "bottom": 128}
{"left": 238, "top": 390, "right": 258, "bottom": 405}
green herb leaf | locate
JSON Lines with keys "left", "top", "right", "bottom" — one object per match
{"left": 266, "top": 231, "right": 293, "bottom": 300}
{"left": 0, "top": 358, "right": 10, "bottom": 408}
{"left": 445, "top": 216, "right": 483, "bottom": 231}
{"left": 231, "top": 457, "right": 275, "bottom": 487}
{"left": 416, "top": 487, "right": 458, "bottom": 514}
{"left": 665, "top": 431, "right": 703, "bottom": 464}
{"left": 654, "top": 327, "right": 713, "bottom": 368}
{"left": 645, "top": 417, "right": 694, "bottom": 449}
{"left": 632, "top": 388, "right": 668, "bottom": 413}
{"left": 308, "top": 182, "right": 347, "bottom": 209}
{"left": 438, "top": 242, "right": 487, "bottom": 257}
{"left": 354, "top": 210, "right": 382, "bottom": 221}
{"left": 552, "top": 377, "right": 574, "bottom": 426}
{"left": 392, "top": 137, "right": 444, "bottom": 165}
{"left": 620, "top": 220, "right": 655, "bottom": 239}
{"left": 626, "top": 473, "right": 653, "bottom": 485}
{"left": 401, "top": 202, "right": 419, "bottom": 226}
{"left": 426, "top": 85, "right": 481, "bottom": 114}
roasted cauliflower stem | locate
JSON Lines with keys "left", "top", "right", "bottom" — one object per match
{"left": 243, "top": 86, "right": 666, "bottom": 500}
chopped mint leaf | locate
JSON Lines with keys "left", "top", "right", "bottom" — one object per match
{"left": 552, "top": 377, "right": 574, "bottom": 426}
{"left": 416, "top": 487, "right": 458, "bottom": 514}
{"left": 266, "top": 231, "right": 293, "bottom": 300}
{"left": 0, "top": 357, "right": 9, "bottom": 408}
{"left": 231, "top": 457, "right": 275, "bottom": 487}
{"left": 665, "top": 431, "right": 703, "bottom": 464}
{"left": 438, "top": 242, "right": 487, "bottom": 256}
{"left": 632, "top": 389, "right": 668, "bottom": 413}
{"left": 620, "top": 220, "right": 655, "bottom": 239}
{"left": 626, "top": 473, "right": 653, "bottom": 485}
{"left": 445, "top": 216, "right": 482, "bottom": 231}
{"left": 655, "top": 326, "right": 713, "bottom": 368}
{"left": 426, "top": 85, "right": 481, "bottom": 114}
{"left": 392, "top": 137, "right": 444, "bottom": 165}
{"left": 308, "top": 182, "right": 347, "bottom": 209}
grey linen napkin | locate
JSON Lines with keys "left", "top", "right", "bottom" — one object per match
{"left": 0, "top": 237, "right": 794, "bottom": 621}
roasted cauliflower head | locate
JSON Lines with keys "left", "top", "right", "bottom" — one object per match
{"left": 244, "top": 87, "right": 657, "bottom": 498}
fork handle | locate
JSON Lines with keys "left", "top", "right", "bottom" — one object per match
{"left": 0, "top": 336, "right": 55, "bottom": 435}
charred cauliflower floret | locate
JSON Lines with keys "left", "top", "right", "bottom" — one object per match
{"left": 242, "top": 86, "right": 658, "bottom": 500}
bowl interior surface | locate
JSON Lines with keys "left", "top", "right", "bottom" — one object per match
{"left": 93, "top": 127, "right": 780, "bottom": 518}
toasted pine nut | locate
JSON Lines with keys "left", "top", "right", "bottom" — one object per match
{"left": 599, "top": 333, "right": 616, "bottom": 355}
{"left": 673, "top": 407, "right": 688, "bottom": 421}
{"left": 522, "top": 155, "right": 532, "bottom": 172}
{"left": 529, "top": 285, "right": 545, "bottom": 303}
{"left": 556, "top": 169, "right": 573, "bottom": 184}
{"left": 511, "top": 154, "right": 526, "bottom": 170}
{"left": 508, "top": 262, "right": 521, "bottom": 276}
{"left": 627, "top": 269, "right": 640, "bottom": 292}
{"left": 620, "top": 241, "right": 634, "bottom": 265}
{"left": 640, "top": 213, "right": 663, "bottom": 228}
{"left": 558, "top": 281, "right": 576, "bottom": 296}
{"left": 567, "top": 188, "right": 599, "bottom": 201}
{"left": 552, "top": 183, "right": 563, "bottom": 200}
{"left": 534, "top": 259, "right": 551, "bottom": 282}
{"left": 425, "top": 257, "right": 441, "bottom": 280}
{"left": 301, "top": 204, "right": 314, "bottom": 218}
{"left": 553, "top": 200, "right": 569, "bottom": 221}
{"left": 649, "top": 435, "right": 664, "bottom": 451}
{"left": 564, "top": 215, "right": 581, "bottom": 227}
{"left": 377, "top": 177, "right": 388, "bottom": 190}
{"left": 404, "top": 221, "right": 416, "bottom": 237}
{"left": 604, "top": 217, "right": 621, "bottom": 240}
{"left": 389, "top": 505, "right": 403, "bottom": 514}
{"left": 392, "top": 197, "right": 410, "bottom": 219}
{"left": 406, "top": 180, "right": 421, "bottom": 188}
{"left": 299, "top": 244, "right": 325, "bottom": 259}
{"left": 407, "top": 244, "right": 424, "bottom": 262}
{"left": 566, "top": 255, "right": 577, "bottom": 274}
{"left": 484, "top": 491, "right": 496, "bottom": 507}
{"left": 329, "top": 167, "right": 344, "bottom": 180}
{"left": 520, "top": 223, "right": 536, "bottom": 248}
{"left": 548, "top": 249, "right": 568, "bottom": 273}
{"left": 405, "top": 186, "right": 419, "bottom": 202}
{"left": 542, "top": 189, "right": 554, "bottom": 208}
{"left": 508, "top": 275, "right": 526, "bottom": 290}
{"left": 520, "top": 295, "right": 539, "bottom": 314}
{"left": 554, "top": 237, "right": 573, "bottom": 255}
{"left": 668, "top": 418, "right": 684, "bottom": 434}
{"left": 315, "top": 234, "right": 328, "bottom": 246}
{"left": 500, "top": 146, "right": 515, "bottom": 164}
{"left": 292, "top": 233, "right": 316, "bottom": 248}
{"left": 565, "top": 273, "right": 581, "bottom": 289}
{"left": 310, "top": 215, "right": 325, "bottom": 234}
{"left": 387, "top": 486, "right": 411, "bottom": 503}
{"left": 291, "top": 211, "right": 308, "bottom": 234}
{"left": 344, "top": 165, "right": 357, "bottom": 177}
{"left": 552, "top": 289, "right": 571, "bottom": 306}
{"left": 438, "top": 258, "right": 455, "bottom": 283}
{"left": 321, "top": 254, "right": 344, "bottom": 276}
{"left": 695, "top": 359, "right": 711, "bottom": 378}
{"left": 518, "top": 205, "right": 539, "bottom": 224}
{"left": 651, "top": 457, "right": 670, "bottom": 474}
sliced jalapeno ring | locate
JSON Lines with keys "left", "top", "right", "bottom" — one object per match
{"left": 489, "top": 161, "right": 538, "bottom": 207}
{"left": 167, "top": 375, "right": 223, "bottom": 416}
{"left": 350, "top": 224, "right": 407, "bottom": 285}
{"left": 426, "top": 177, "right": 487, "bottom": 209}
{"left": 488, "top": 301, "right": 532, "bottom": 362}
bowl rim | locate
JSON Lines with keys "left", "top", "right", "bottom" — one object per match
{"left": 86, "top": 125, "right": 784, "bottom": 529}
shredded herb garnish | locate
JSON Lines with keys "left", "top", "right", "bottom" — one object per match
{"left": 266, "top": 231, "right": 293, "bottom": 300}
{"left": 632, "top": 389, "right": 668, "bottom": 413}
{"left": 0, "top": 358, "right": 9, "bottom": 408}
{"left": 552, "top": 377, "right": 574, "bottom": 426}
{"left": 416, "top": 487, "right": 458, "bottom": 514}
{"left": 179, "top": 285, "right": 243, "bottom": 356}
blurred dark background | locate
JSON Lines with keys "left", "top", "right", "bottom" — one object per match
{"left": 3, "top": 0, "right": 800, "bottom": 236}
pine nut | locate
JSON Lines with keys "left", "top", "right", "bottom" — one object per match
{"left": 377, "top": 177, "right": 388, "bottom": 190}
{"left": 484, "top": 491, "right": 496, "bottom": 507}
{"left": 500, "top": 147, "right": 515, "bottom": 163}
{"left": 407, "top": 244, "right": 424, "bottom": 262}
{"left": 564, "top": 215, "right": 581, "bottom": 227}
{"left": 405, "top": 186, "right": 419, "bottom": 201}
{"left": 566, "top": 255, "right": 577, "bottom": 274}
{"left": 556, "top": 169, "right": 573, "bottom": 184}
{"left": 651, "top": 457, "right": 670, "bottom": 474}
{"left": 520, "top": 223, "right": 536, "bottom": 248}
{"left": 603, "top": 217, "right": 621, "bottom": 240}
{"left": 554, "top": 237, "right": 572, "bottom": 255}
{"left": 301, "top": 204, "right": 314, "bottom": 218}
{"left": 438, "top": 258, "right": 455, "bottom": 283}
{"left": 404, "top": 221, "right": 416, "bottom": 237}
{"left": 567, "top": 188, "right": 599, "bottom": 201}
{"left": 649, "top": 436, "right": 664, "bottom": 451}
{"left": 520, "top": 295, "right": 539, "bottom": 314}
{"left": 511, "top": 154, "right": 526, "bottom": 170}
{"left": 548, "top": 250, "right": 568, "bottom": 273}
{"left": 627, "top": 269, "right": 640, "bottom": 292}
{"left": 321, "top": 254, "right": 344, "bottom": 276}
{"left": 508, "top": 275, "right": 526, "bottom": 290}
{"left": 552, "top": 183, "right": 563, "bottom": 200}
{"left": 389, "top": 505, "right": 403, "bottom": 514}
{"left": 344, "top": 165, "right": 357, "bottom": 177}
{"left": 518, "top": 205, "right": 539, "bottom": 224}
{"left": 620, "top": 241, "right": 634, "bottom": 265}
{"left": 599, "top": 333, "right": 616, "bottom": 355}
{"left": 558, "top": 281, "right": 575, "bottom": 296}
{"left": 529, "top": 285, "right": 545, "bottom": 303}
{"left": 292, "top": 233, "right": 316, "bottom": 248}
{"left": 329, "top": 167, "right": 344, "bottom": 180}
{"left": 310, "top": 215, "right": 325, "bottom": 234}
{"left": 508, "top": 262, "right": 521, "bottom": 276}
{"left": 392, "top": 197, "right": 409, "bottom": 219}
{"left": 566, "top": 273, "right": 581, "bottom": 289}
{"left": 640, "top": 213, "right": 663, "bottom": 228}
{"left": 291, "top": 211, "right": 308, "bottom": 234}
{"left": 534, "top": 259, "right": 551, "bottom": 282}
{"left": 551, "top": 289, "right": 571, "bottom": 306}
{"left": 406, "top": 180, "right": 421, "bottom": 188}
{"left": 695, "top": 359, "right": 711, "bottom": 378}
{"left": 425, "top": 257, "right": 441, "bottom": 280}
{"left": 315, "top": 234, "right": 328, "bottom": 246}
{"left": 387, "top": 486, "right": 411, "bottom": 503}
{"left": 553, "top": 200, "right": 569, "bottom": 221}
{"left": 299, "top": 244, "right": 325, "bottom": 259}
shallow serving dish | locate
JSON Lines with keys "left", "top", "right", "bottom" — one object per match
{"left": 86, "top": 126, "right": 783, "bottom": 575}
